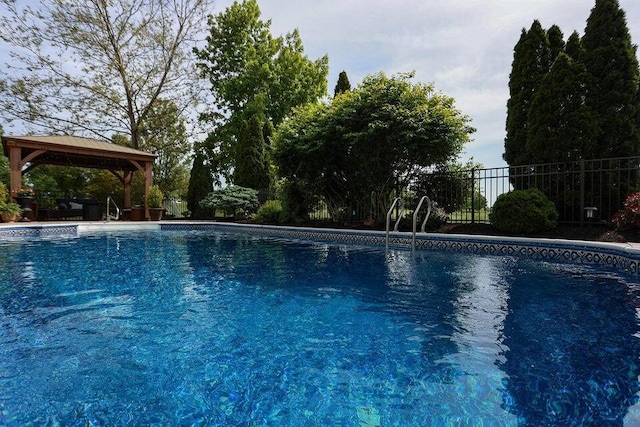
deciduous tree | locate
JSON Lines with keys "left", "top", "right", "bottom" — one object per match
{"left": 193, "top": 0, "right": 328, "bottom": 182}
{"left": 138, "top": 99, "right": 191, "bottom": 198}
{"left": 273, "top": 72, "right": 474, "bottom": 222}
{"left": 0, "top": 0, "right": 211, "bottom": 149}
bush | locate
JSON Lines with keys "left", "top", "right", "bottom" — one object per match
{"left": 490, "top": 189, "right": 558, "bottom": 234}
{"left": 424, "top": 203, "right": 449, "bottom": 230}
{"left": 147, "top": 185, "right": 164, "bottom": 208}
{"left": 280, "top": 180, "right": 312, "bottom": 224}
{"left": 199, "top": 185, "right": 259, "bottom": 219}
{"left": 612, "top": 192, "right": 640, "bottom": 230}
{"left": 253, "top": 200, "right": 283, "bottom": 224}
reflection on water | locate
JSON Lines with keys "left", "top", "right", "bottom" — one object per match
{"left": 0, "top": 231, "right": 638, "bottom": 425}
{"left": 499, "top": 265, "right": 640, "bottom": 425}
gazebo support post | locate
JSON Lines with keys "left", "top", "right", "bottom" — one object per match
{"left": 123, "top": 171, "right": 133, "bottom": 210}
{"left": 8, "top": 145, "right": 22, "bottom": 197}
{"left": 144, "top": 162, "right": 152, "bottom": 221}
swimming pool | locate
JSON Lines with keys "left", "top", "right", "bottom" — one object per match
{"left": 1, "top": 225, "right": 639, "bottom": 425}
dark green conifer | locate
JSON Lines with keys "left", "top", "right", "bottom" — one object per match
{"left": 187, "top": 149, "right": 214, "bottom": 219}
{"left": 233, "top": 113, "right": 271, "bottom": 190}
{"left": 582, "top": 0, "right": 640, "bottom": 158}
{"left": 334, "top": 71, "right": 351, "bottom": 97}
{"left": 527, "top": 53, "right": 597, "bottom": 162}
{"left": 504, "top": 20, "right": 551, "bottom": 166}
{"left": 564, "top": 31, "right": 583, "bottom": 61}
{"left": 547, "top": 25, "right": 565, "bottom": 63}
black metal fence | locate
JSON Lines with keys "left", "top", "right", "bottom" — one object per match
{"left": 305, "top": 156, "right": 640, "bottom": 226}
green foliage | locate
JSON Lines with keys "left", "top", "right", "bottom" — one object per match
{"left": 0, "top": 181, "right": 21, "bottom": 215}
{"left": 547, "top": 25, "right": 565, "bottom": 61}
{"left": 234, "top": 113, "right": 271, "bottom": 190}
{"left": 187, "top": 150, "right": 214, "bottom": 219}
{"left": 27, "top": 165, "right": 90, "bottom": 197}
{"left": 273, "top": 72, "right": 474, "bottom": 223}
{"left": 85, "top": 169, "right": 127, "bottom": 208}
{"left": 463, "top": 191, "right": 488, "bottom": 211}
{"left": 253, "top": 200, "right": 283, "bottom": 224}
{"left": 139, "top": 99, "right": 191, "bottom": 199}
{"left": 505, "top": 2, "right": 640, "bottom": 166}
{"left": 334, "top": 71, "right": 351, "bottom": 97}
{"left": 424, "top": 203, "right": 449, "bottom": 230}
{"left": 582, "top": 0, "right": 640, "bottom": 159}
{"left": 194, "top": 0, "right": 328, "bottom": 182}
{"left": 0, "top": 151, "right": 8, "bottom": 188}
{"left": 412, "top": 159, "right": 482, "bottom": 213}
{"left": 490, "top": 189, "right": 558, "bottom": 234}
{"left": 0, "top": 0, "right": 210, "bottom": 148}
{"left": 280, "top": 179, "right": 312, "bottom": 224}
{"left": 504, "top": 20, "right": 552, "bottom": 166}
{"left": 199, "top": 185, "right": 259, "bottom": 219}
{"left": 527, "top": 53, "right": 597, "bottom": 163}
{"left": 147, "top": 185, "right": 164, "bottom": 208}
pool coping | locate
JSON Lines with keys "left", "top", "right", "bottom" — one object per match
{"left": 1, "top": 221, "right": 639, "bottom": 274}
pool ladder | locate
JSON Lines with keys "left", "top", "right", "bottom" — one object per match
{"left": 385, "top": 196, "right": 433, "bottom": 250}
{"left": 385, "top": 198, "right": 405, "bottom": 247}
{"left": 106, "top": 196, "right": 120, "bottom": 221}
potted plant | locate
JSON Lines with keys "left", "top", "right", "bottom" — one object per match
{"left": 147, "top": 184, "right": 164, "bottom": 221}
{"left": 0, "top": 200, "right": 22, "bottom": 222}
{"left": 0, "top": 183, "right": 23, "bottom": 222}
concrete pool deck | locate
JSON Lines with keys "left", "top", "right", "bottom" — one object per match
{"left": 1, "top": 220, "right": 640, "bottom": 274}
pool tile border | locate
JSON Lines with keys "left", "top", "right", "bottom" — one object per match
{"left": 162, "top": 222, "right": 640, "bottom": 274}
{"left": 1, "top": 222, "right": 639, "bottom": 274}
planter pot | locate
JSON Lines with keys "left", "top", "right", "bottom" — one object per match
{"left": 14, "top": 196, "right": 34, "bottom": 222}
{"left": 15, "top": 196, "right": 34, "bottom": 210}
{"left": 130, "top": 207, "right": 145, "bottom": 221}
{"left": 0, "top": 213, "right": 19, "bottom": 223}
{"left": 149, "top": 208, "right": 164, "bottom": 221}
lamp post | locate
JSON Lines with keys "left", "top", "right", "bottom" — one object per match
{"left": 584, "top": 207, "right": 598, "bottom": 226}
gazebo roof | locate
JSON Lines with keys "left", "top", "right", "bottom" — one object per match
{"left": 2, "top": 135, "right": 156, "bottom": 171}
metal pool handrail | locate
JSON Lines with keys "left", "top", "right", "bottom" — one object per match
{"left": 106, "top": 196, "right": 120, "bottom": 221}
{"left": 386, "top": 197, "right": 405, "bottom": 246}
{"left": 412, "top": 196, "right": 432, "bottom": 250}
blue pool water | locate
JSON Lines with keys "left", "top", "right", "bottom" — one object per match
{"left": 0, "top": 230, "right": 639, "bottom": 426}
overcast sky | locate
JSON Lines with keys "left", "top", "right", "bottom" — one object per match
{"left": 214, "top": 0, "right": 640, "bottom": 168}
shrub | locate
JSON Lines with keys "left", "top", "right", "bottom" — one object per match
{"left": 254, "top": 200, "right": 283, "bottom": 224}
{"left": 612, "top": 192, "right": 640, "bottom": 230}
{"left": 424, "top": 202, "right": 449, "bottom": 230}
{"left": 147, "top": 185, "right": 164, "bottom": 208}
{"left": 280, "top": 180, "right": 312, "bottom": 224}
{"left": 199, "top": 185, "right": 259, "bottom": 219}
{"left": 490, "top": 189, "right": 558, "bottom": 234}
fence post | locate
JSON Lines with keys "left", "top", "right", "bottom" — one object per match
{"left": 579, "top": 159, "right": 585, "bottom": 227}
{"left": 471, "top": 168, "right": 476, "bottom": 224}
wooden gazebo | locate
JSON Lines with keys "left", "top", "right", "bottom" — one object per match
{"left": 1, "top": 135, "right": 156, "bottom": 220}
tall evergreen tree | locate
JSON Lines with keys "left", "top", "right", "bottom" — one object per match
{"left": 194, "top": 0, "right": 328, "bottom": 182}
{"left": 187, "top": 149, "right": 214, "bottom": 219}
{"left": 582, "top": 0, "right": 640, "bottom": 158}
{"left": 527, "top": 53, "right": 596, "bottom": 163}
{"left": 504, "top": 20, "right": 552, "bottom": 166}
{"left": 234, "top": 113, "right": 271, "bottom": 190}
{"left": 564, "top": 31, "right": 584, "bottom": 62}
{"left": 334, "top": 71, "right": 351, "bottom": 97}
{"left": 547, "top": 25, "right": 565, "bottom": 63}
